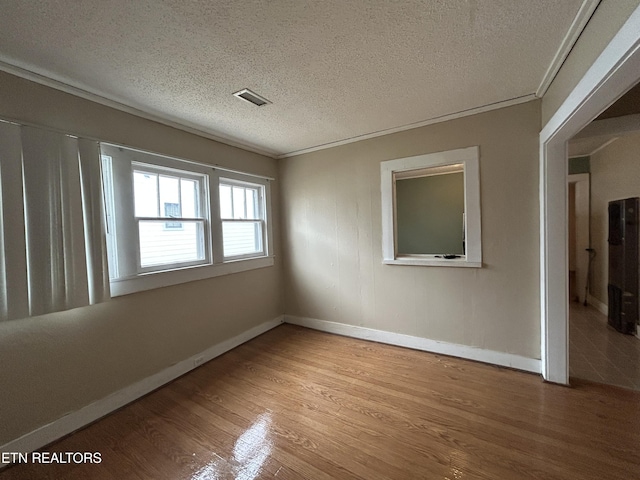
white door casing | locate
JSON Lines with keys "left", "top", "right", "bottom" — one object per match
{"left": 540, "top": 5, "right": 640, "bottom": 384}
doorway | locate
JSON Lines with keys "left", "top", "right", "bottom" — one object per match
{"left": 566, "top": 115, "right": 640, "bottom": 390}
{"left": 567, "top": 171, "right": 590, "bottom": 305}
{"left": 540, "top": 6, "right": 640, "bottom": 385}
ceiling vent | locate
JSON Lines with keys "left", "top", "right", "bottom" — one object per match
{"left": 233, "top": 88, "right": 271, "bottom": 107}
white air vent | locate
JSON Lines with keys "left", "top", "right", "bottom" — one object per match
{"left": 233, "top": 88, "right": 271, "bottom": 107}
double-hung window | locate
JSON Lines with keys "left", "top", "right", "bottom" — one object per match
{"left": 219, "top": 178, "right": 265, "bottom": 259}
{"left": 100, "top": 144, "right": 273, "bottom": 296}
{"left": 133, "top": 164, "right": 208, "bottom": 271}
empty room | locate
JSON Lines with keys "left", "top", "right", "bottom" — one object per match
{"left": 1, "top": 1, "right": 640, "bottom": 479}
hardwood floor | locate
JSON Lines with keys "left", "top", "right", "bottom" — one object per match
{"left": 2, "top": 324, "right": 640, "bottom": 479}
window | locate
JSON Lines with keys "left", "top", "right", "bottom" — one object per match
{"left": 132, "top": 164, "right": 207, "bottom": 269}
{"left": 100, "top": 144, "right": 273, "bottom": 295}
{"left": 219, "top": 179, "right": 265, "bottom": 259}
{"left": 381, "top": 146, "right": 482, "bottom": 267}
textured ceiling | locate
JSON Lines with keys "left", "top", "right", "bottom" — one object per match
{"left": 0, "top": 0, "right": 585, "bottom": 157}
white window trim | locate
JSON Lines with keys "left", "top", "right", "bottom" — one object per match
{"left": 381, "top": 146, "right": 482, "bottom": 267}
{"left": 110, "top": 256, "right": 274, "bottom": 296}
{"left": 101, "top": 144, "right": 274, "bottom": 297}
{"left": 218, "top": 175, "right": 267, "bottom": 261}
{"left": 131, "top": 161, "right": 211, "bottom": 273}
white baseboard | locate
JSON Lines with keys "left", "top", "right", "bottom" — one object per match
{"left": 0, "top": 316, "right": 284, "bottom": 466}
{"left": 587, "top": 294, "right": 608, "bottom": 316}
{"left": 284, "top": 315, "right": 541, "bottom": 374}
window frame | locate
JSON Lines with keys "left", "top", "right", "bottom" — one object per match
{"left": 100, "top": 144, "right": 274, "bottom": 296}
{"left": 380, "top": 146, "right": 482, "bottom": 267}
{"left": 131, "top": 161, "right": 210, "bottom": 273}
{"left": 218, "top": 176, "right": 267, "bottom": 261}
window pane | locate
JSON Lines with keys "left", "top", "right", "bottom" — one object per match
{"left": 220, "top": 184, "right": 232, "bottom": 219}
{"left": 133, "top": 171, "right": 158, "bottom": 217}
{"left": 163, "top": 203, "right": 182, "bottom": 229}
{"left": 246, "top": 188, "right": 256, "bottom": 219}
{"left": 223, "top": 221, "right": 262, "bottom": 257}
{"left": 138, "top": 219, "right": 204, "bottom": 267}
{"left": 232, "top": 186, "right": 246, "bottom": 219}
{"left": 181, "top": 179, "right": 197, "bottom": 218}
{"left": 396, "top": 171, "right": 464, "bottom": 255}
{"left": 159, "top": 176, "right": 180, "bottom": 216}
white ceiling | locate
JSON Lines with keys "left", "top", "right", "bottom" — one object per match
{"left": 0, "top": 0, "right": 588, "bottom": 157}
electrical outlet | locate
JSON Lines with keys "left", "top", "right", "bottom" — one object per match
{"left": 194, "top": 356, "right": 204, "bottom": 367}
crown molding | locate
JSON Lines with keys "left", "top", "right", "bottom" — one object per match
{"left": 0, "top": 60, "right": 278, "bottom": 159}
{"left": 277, "top": 94, "right": 537, "bottom": 159}
{"left": 536, "top": 0, "right": 601, "bottom": 98}
{"left": 1, "top": 58, "right": 541, "bottom": 162}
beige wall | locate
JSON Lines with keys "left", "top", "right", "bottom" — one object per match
{"left": 280, "top": 100, "right": 541, "bottom": 359}
{"left": 542, "top": 0, "right": 640, "bottom": 126}
{"left": 590, "top": 132, "right": 640, "bottom": 306}
{"left": 0, "top": 71, "right": 282, "bottom": 445}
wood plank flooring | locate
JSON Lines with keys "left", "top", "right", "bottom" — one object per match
{"left": 2, "top": 324, "right": 640, "bottom": 479}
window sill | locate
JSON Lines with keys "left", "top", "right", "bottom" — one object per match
{"left": 383, "top": 255, "right": 482, "bottom": 268}
{"left": 110, "top": 256, "right": 275, "bottom": 296}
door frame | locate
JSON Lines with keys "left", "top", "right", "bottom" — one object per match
{"left": 540, "top": 5, "right": 640, "bottom": 384}
{"left": 567, "top": 173, "right": 590, "bottom": 305}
